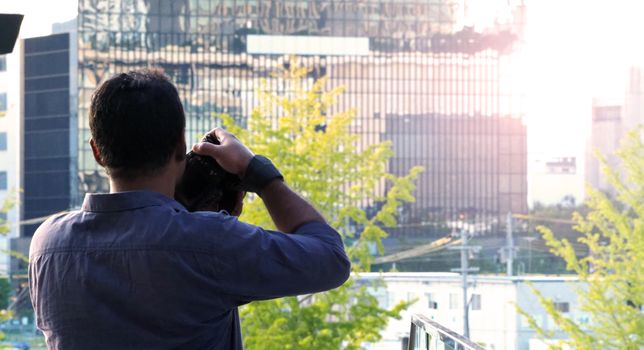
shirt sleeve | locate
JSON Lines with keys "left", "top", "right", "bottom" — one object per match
{"left": 201, "top": 215, "right": 351, "bottom": 304}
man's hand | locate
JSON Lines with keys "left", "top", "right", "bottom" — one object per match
{"left": 193, "top": 127, "right": 326, "bottom": 233}
{"left": 192, "top": 128, "right": 254, "bottom": 178}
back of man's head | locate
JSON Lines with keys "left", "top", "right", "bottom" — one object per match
{"left": 89, "top": 68, "right": 185, "bottom": 179}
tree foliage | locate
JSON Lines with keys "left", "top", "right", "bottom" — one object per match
{"left": 0, "top": 193, "right": 17, "bottom": 236}
{"left": 219, "top": 61, "right": 423, "bottom": 349}
{"left": 520, "top": 127, "right": 644, "bottom": 349}
{"left": 0, "top": 195, "right": 17, "bottom": 342}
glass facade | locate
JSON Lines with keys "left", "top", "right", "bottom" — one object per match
{"left": 0, "top": 92, "right": 6, "bottom": 117}
{"left": 22, "top": 33, "right": 74, "bottom": 236}
{"left": 0, "top": 171, "right": 6, "bottom": 190}
{"left": 77, "top": 0, "right": 526, "bottom": 236}
{"left": 0, "top": 132, "right": 6, "bottom": 151}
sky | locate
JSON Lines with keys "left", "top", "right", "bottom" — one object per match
{"left": 0, "top": 0, "right": 77, "bottom": 38}
{"left": 2, "top": 0, "right": 644, "bottom": 203}
{"left": 523, "top": 0, "right": 644, "bottom": 202}
{"left": 525, "top": 0, "right": 644, "bottom": 155}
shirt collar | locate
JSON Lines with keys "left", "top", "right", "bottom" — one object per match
{"left": 81, "top": 191, "right": 187, "bottom": 213}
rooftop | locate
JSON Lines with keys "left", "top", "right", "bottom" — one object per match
{"left": 356, "top": 272, "right": 580, "bottom": 283}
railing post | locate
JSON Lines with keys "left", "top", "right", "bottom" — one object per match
{"left": 410, "top": 314, "right": 485, "bottom": 350}
{"left": 408, "top": 316, "right": 416, "bottom": 350}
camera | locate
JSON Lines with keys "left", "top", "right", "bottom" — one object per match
{"left": 175, "top": 134, "right": 243, "bottom": 214}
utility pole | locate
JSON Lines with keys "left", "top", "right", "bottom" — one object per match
{"left": 506, "top": 212, "right": 514, "bottom": 276}
{"left": 449, "top": 228, "right": 480, "bottom": 339}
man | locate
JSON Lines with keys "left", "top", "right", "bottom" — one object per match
{"left": 29, "top": 69, "right": 351, "bottom": 349}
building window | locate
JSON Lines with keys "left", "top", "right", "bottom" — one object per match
{"left": 0, "top": 56, "right": 6, "bottom": 71}
{"left": 0, "top": 132, "right": 6, "bottom": 151}
{"left": 554, "top": 302, "right": 570, "bottom": 313}
{"left": 0, "top": 171, "right": 7, "bottom": 190}
{"left": 471, "top": 294, "right": 481, "bottom": 310}
{"left": 449, "top": 293, "right": 460, "bottom": 310}
{"left": 426, "top": 293, "right": 438, "bottom": 309}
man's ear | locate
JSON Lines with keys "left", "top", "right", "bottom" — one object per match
{"left": 175, "top": 133, "right": 187, "bottom": 162}
{"left": 89, "top": 139, "right": 105, "bottom": 167}
{"left": 231, "top": 191, "right": 246, "bottom": 217}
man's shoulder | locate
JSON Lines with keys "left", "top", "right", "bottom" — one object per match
{"left": 28, "top": 206, "right": 257, "bottom": 258}
{"left": 30, "top": 210, "right": 82, "bottom": 256}
{"left": 34, "top": 210, "right": 81, "bottom": 235}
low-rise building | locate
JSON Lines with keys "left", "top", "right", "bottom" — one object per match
{"left": 358, "top": 272, "right": 583, "bottom": 350}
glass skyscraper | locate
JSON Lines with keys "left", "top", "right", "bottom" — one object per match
{"left": 73, "top": 0, "right": 526, "bottom": 238}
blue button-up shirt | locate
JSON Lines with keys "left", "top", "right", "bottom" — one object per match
{"left": 29, "top": 191, "right": 350, "bottom": 350}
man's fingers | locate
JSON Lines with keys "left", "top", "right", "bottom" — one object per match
{"left": 212, "top": 127, "right": 227, "bottom": 140}
{"left": 203, "top": 127, "right": 229, "bottom": 143}
{"left": 192, "top": 142, "right": 220, "bottom": 156}
{"left": 195, "top": 127, "right": 252, "bottom": 176}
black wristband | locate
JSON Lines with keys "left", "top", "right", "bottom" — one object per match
{"left": 240, "top": 155, "right": 283, "bottom": 194}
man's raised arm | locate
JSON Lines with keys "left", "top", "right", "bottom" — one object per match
{"left": 192, "top": 128, "right": 351, "bottom": 299}
{"left": 192, "top": 128, "right": 327, "bottom": 233}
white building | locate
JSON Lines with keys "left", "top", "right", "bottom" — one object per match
{"left": 529, "top": 156, "right": 582, "bottom": 206}
{"left": 586, "top": 98, "right": 623, "bottom": 196}
{"left": 358, "top": 273, "right": 583, "bottom": 350}
{"left": 623, "top": 66, "right": 644, "bottom": 132}
{"left": 587, "top": 67, "right": 644, "bottom": 198}
{"left": 0, "top": 44, "right": 23, "bottom": 275}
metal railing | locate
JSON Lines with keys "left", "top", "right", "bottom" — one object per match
{"left": 408, "top": 314, "right": 485, "bottom": 350}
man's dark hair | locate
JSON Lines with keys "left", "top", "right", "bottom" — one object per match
{"left": 175, "top": 134, "right": 242, "bottom": 213}
{"left": 89, "top": 68, "right": 185, "bottom": 179}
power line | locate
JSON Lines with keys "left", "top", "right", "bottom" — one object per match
{"left": 372, "top": 236, "right": 456, "bottom": 265}
{"left": 512, "top": 213, "right": 576, "bottom": 225}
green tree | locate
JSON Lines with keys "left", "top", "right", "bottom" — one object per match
{"left": 219, "top": 62, "right": 423, "bottom": 349}
{"left": 519, "top": 127, "right": 644, "bottom": 349}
